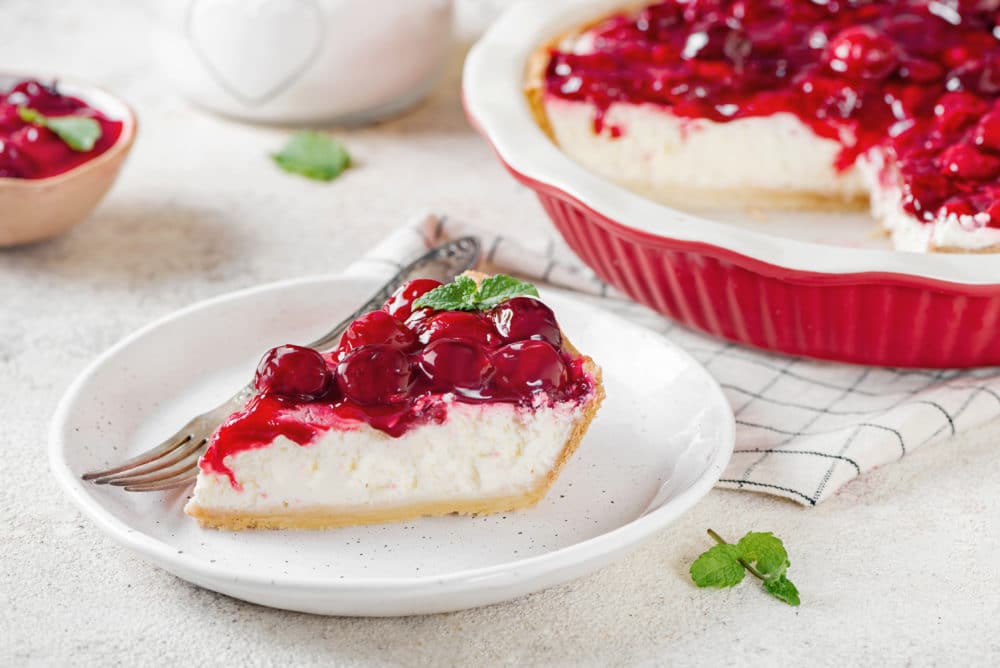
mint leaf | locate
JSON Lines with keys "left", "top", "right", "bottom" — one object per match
{"left": 272, "top": 130, "right": 350, "bottom": 181}
{"left": 763, "top": 575, "right": 800, "bottom": 606}
{"left": 18, "top": 107, "right": 102, "bottom": 151}
{"left": 412, "top": 275, "right": 479, "bottom": 311}
{"left": 475, "top": 275, "right": 540, "bottom": 309}
{"left": 736, "top": 532, "right": 789, "bottom": 579}
{"left": 17, "top": 107, "right": 42, "bottom": 124}
{"left": 45, "top": 116, "right": 102, "bottom": 151}
{"left": 412, "top": 274, "right": 539, "bottom": 311}
{"left": 694, "top": 529, "right": 802, "bottom": 607}
{"left": 689, "top": 543, "right": 745, "bottom": 588}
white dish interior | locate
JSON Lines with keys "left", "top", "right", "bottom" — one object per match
{"left": 49, "top": 274, "right": 734, "bottom": 616}
{"left": 462, "top": 0, "right": 1000, "bottom": 284}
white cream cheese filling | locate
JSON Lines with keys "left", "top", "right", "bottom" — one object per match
{"left": 187, "top": 400, "right": 583, "bottom": 513}
{"left": 544, "top": 95, "right": 1000, "bottom": 251}
{"left": 866, "top": 180, "right": 1000, "bottom": 252}
{"left": 543, "top": 96, "right": 866, "bottom": 205}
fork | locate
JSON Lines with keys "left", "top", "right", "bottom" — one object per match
{"left": 82, "top": 236, "right": 481, "bottom": 492}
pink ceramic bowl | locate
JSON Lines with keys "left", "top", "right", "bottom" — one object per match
{"left": 0, "top": 74, "right": 137, "bottom": 247}
{"left": 463, "top": 0, "right": 1000, "bottom": 369}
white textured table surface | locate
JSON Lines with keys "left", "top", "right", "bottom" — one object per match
{"left": 3, "top": 2, "right": 1000, "bottom": 665}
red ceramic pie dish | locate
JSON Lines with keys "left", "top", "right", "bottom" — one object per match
{"left": 463, "top": 0, "right": 1000, "bottom": 369}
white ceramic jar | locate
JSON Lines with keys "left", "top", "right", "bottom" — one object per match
{"left": 151, "top": 0, "right": 453, "bottom": 124}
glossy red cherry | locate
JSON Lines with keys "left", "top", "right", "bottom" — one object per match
{"left": 902, "top": 170, "right": 951, "bottom": 217}
{"left": 973, "top": 111, "right": 1000, "bottom": 153}
{"left": 933, "top": 93, "right": 989, "bottom": 136}
{"left": 0, "top": 139, "right": 27, "bottom": 178}
{"left": 7, "top": 80, "right": 76, "bottom": 113}
{"left": 8, "top": 126, "right": 72, "bottom": 175}
{"left": 336, "top": 344, "right": 412, "bottom": 405}
{"left": 898, "top": 57, "right": 945, "bottom": 84}
{"left": 950, "top": 53, "right": 1000, "bottom": 96}
{"left": 986, "top": 200, "right": 1000, "bottom": 226}
{"left": 342, "top": 310, "right": 416, "bottom": 351}
{"left": 491, "top": 341, "right": 568, "bottom": 395}
{"left": 0, "top": 103, "right": 21, "bottom": 132}
{"left": 490, "top": 297, "right": 562, "bottom": 346}
{"left": 823, "top": 26, "right": 898, "bottom": 81}
{"left": 941, "top": 197, "right": 977, "bottom": 219}
{"left": 417, "top": 338, "right": 493, "bottom": 393}
{"left": 254, "top": 344, "right": 332, "bottom": 401}
{"left": 382, "top": 279, "right": 443, "bottom": 320}
{"left": 636, "top": 3, "right": 680, "bottom": 32}
{"left": 403, "top": 306, "right": 433, "bottom": 333}
{"left": 957, "top": 0, "right": 1000, "bottom": 11}
{"left": 938, "top": 144, "right": 1000, "bottom": 181}
{"left": 418, "top": 311, "right": 500, "bottom": 347}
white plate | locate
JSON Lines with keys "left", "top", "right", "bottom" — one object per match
{"left": 49, "top": 275, "right": 734, "bottom": 616}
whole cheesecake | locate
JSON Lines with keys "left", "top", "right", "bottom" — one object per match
{"left": 526, "top": 0, "right": 1000, "bottom": 252}
{"left": 185, "top": 273, "right": 604, "bottom": 530}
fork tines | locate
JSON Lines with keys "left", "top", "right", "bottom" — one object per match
{"left": 82, "top": 435, "right": 204, "bottom": 491}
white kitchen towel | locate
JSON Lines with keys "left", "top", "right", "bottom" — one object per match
{"left": 346, "top": 213, "right": 1000, "bottom": 506}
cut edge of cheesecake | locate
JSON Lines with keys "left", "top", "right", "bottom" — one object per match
{"left": 184, "top": 382, "right": 603, "bottom": 531}
{"left": 521, "top": 7, "right": 1000, "bottom": 253}
{"left": 523, "top": 20, "right": 870, "bottom": 213}
{"left": 184, "top": 271, "right": 605, "bottom": 531}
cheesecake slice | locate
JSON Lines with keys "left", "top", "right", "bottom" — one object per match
{"left": 184, "top": 273, "right": 604, "bottom": 530}
{"left": 527, "top": 0, "right": 1000, "bottom": 252}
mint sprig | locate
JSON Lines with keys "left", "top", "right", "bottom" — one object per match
{"left": 690, "top": 529, "right": 800, "bottom": 606}
{"left": 271, "top": 130, "right": 350, "bottom": 181}
{"left": 18, "top": 107, "right": 102, "bottom": 152}
{"left": 413, "top": 274, "right": 540, "bottom": 311}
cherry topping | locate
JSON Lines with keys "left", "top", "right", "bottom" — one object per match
{"left": 254, "top": 345, "right": 332, "bottom": 401}
{"left": 823, "top": 26, "right": 898, "bottom": 81}
{"left": 403, "top": 306, "right": 433, "bottom": 333}
{"left": 417, "top": 338, "right": 494, "bottom": 393}
{"left": 418, "top": 311, "right": 500, "bottom": 347}
{"left": 0, "top": 104, "right": 22, "bottom": 132}
{"left": 973, "top": 111, "right": 1000, "bottom": 153}
{"left": 336, "top": 344, "right": 412, "bottom": 405}
{"left": 490, "top": 296, "right": 562, "bottom": 346}
{"left": 382, "top": 279, "right": 443, "bottom": 320}
{"left": 7, "top": 126, "right": 74, "bottom": 177}
{"left": 933, "top": 93, "right": 989, "bottom": 135}
{"left": 942, "top": 197, "right": 978, "bottom": 219}
{"left": 899, "top": 57, "right": 945, "bottom": 84}
{"left": 342, "top": 310, "right": 416, "bottom": 351}
{"left": 491, "top": 341, "right": 568, "bottom": 395}
{"left": 0, "top": 139, "right": 27, "bottom": 178}
{"left": 938, "top": 144, "right": 1000, "bottom": 181}
{"left": 986, "top": 200, "right": 1000, "bottom": 224}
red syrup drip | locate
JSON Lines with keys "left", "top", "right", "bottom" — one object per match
{"left": 200, "top": 281, "right": 597, "bottom": 485}
{"left": 543, "top": 0, "right": 1000, "bottom": 226}
{"left": 0, "top": 79, "right": 124, "bottom": 179}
